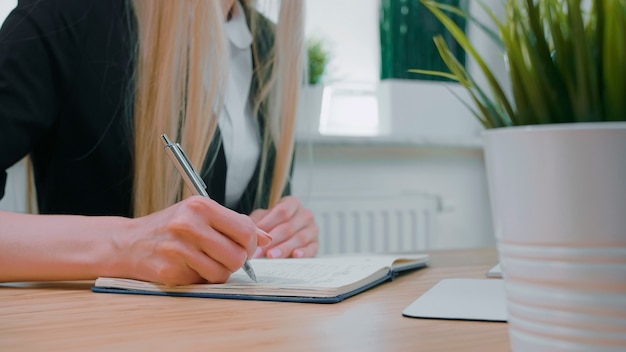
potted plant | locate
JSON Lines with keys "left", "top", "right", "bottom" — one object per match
{"left": 297, "top": 37, "right": 330, "bottom": 138}
{"left": 413, "top": 0, "right": 626, "bottom": 350}
{"left": 307, "top": 37, "right": 330, "bottom": 86}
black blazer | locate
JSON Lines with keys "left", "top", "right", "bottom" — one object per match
{"left": 0, "top": 0, "right": 287, "bottom": 216}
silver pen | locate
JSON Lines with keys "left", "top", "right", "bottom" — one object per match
{"left": 160, "top": 133, "right": 258, "bottom": 282}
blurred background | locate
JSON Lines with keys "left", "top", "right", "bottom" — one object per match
{"left": 0, "top": 0, "right": 509, "bottom": 256}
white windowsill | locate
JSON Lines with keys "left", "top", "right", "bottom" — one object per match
{"left": 295, "top": 134, "right": 483, "bottom": 150}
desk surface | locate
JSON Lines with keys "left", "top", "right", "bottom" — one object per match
{"left": 0, "top": 248, "right": 508, "bottom": 351}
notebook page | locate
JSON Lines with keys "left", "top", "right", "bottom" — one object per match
{"left": 221, "top": 257, "right": 396, "bottom": 289}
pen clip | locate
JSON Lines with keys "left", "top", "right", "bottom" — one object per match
{"left": 161, "top": 133, "right": 208, "bottom": 196}
{"left": 174, "top": 142, "right": 207, "bottom": 190}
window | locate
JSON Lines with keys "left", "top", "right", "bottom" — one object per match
{"left": 304, "top": 0, "right": 381, "bottom": 136}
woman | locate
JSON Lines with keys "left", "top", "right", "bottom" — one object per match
{"left": 0, "top": 0, "right": 319, "bottom": 285}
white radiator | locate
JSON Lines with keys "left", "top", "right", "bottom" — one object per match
{"left": 302, "top": 191, "right": 441, "bottom": 256}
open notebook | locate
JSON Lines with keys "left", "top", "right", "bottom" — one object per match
{"left": 93, "top": 254, "right": 430, "bottom": 303}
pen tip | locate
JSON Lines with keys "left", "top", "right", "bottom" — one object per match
{"left": 243, "top": 261, "right": 257, "bottom": 282}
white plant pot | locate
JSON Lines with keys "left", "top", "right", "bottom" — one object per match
{"left": 482, "top": 122, "right": 626, "bottom": 351}
{"left": 296, "top": 84, "right": 325, "bottom": 139}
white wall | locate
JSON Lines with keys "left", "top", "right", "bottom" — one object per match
{"left": 292, "top": 142, "right": 495, "bottom": 250}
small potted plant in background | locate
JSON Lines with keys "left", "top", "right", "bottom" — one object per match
{"left": 307, "top": 37, "right": 329, "bottom": 86}
{"left": 296, "top": 37, "right": 330, "bottom": 138}
{"left": 413, "top": 0, "right": 626, "bottom": 350}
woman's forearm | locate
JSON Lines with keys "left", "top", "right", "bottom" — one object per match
{"left": 0, "top": 211, "right": 133, "bottom": 282}
{"left": 0, "top": 197, "right": 268, "bottom": 285}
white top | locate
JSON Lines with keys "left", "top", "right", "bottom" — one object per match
{"left": 219, "top": 2, "right": 261, "bottom": 208}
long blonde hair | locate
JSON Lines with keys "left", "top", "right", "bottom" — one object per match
{"left": 130, "top": 0, "right": 304, "bottom": 217}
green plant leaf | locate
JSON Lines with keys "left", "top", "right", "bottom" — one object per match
{"left": 602, "top": 0, "right": 626, "bottom": 121}
{"left": 417, "top": 0, "right": 625, "bottom": 127}
{"left": 421, "top": 0, "right": 515, "bottom": 125}
{"left": 307, "top": 37, "right": 329, "bottom": 85}
{"left": 408, "top": 69, "right": 459, "bottom": 82}
{"left": 427, "top": 0, "right": 503, "bottom": 48}
{"left": 434, "top": 35, "right": 509, "bottom": 127}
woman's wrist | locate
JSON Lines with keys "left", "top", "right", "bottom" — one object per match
{"left": 96, "top": 216, "right": 141, "bottom": 279}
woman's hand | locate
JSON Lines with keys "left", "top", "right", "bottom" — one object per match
{"left": 121, "top": 196, "right": 271, "bottom": 286}
{"left": 249, "top": 196, "right": 319, "bottom": 259}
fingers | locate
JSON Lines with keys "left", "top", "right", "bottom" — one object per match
{"left": 249, "top": 208, "right": 269, "bottom": 223}
{"left": 253, "top": 196, "right": 320, "bottom": 259}
{"left": 134, "top": 196, "right": 267, "bottom": 285}
{"left": 256, "top": 228, "right": 272, "bottom": 247}
{"left": 184, "top": 196, "right": 259, "bottom": 252}
{"left": 149, "top": 239, "right": 232, "bottom": 286}
{"left": 254, "top": 196, "right": 299, "bottom": 232}
{"left": 291, "top": 241, "right": 319, "bottom": 259}
{"left": 251, "top": 228, "right": 272, "bottom": 258}
{"left": 265, "top": 221, "right": 319, "bottom": 258}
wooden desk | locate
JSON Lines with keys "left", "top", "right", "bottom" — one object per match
{"left": 0, "top": 248, "right": 508, "bottom": 351}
